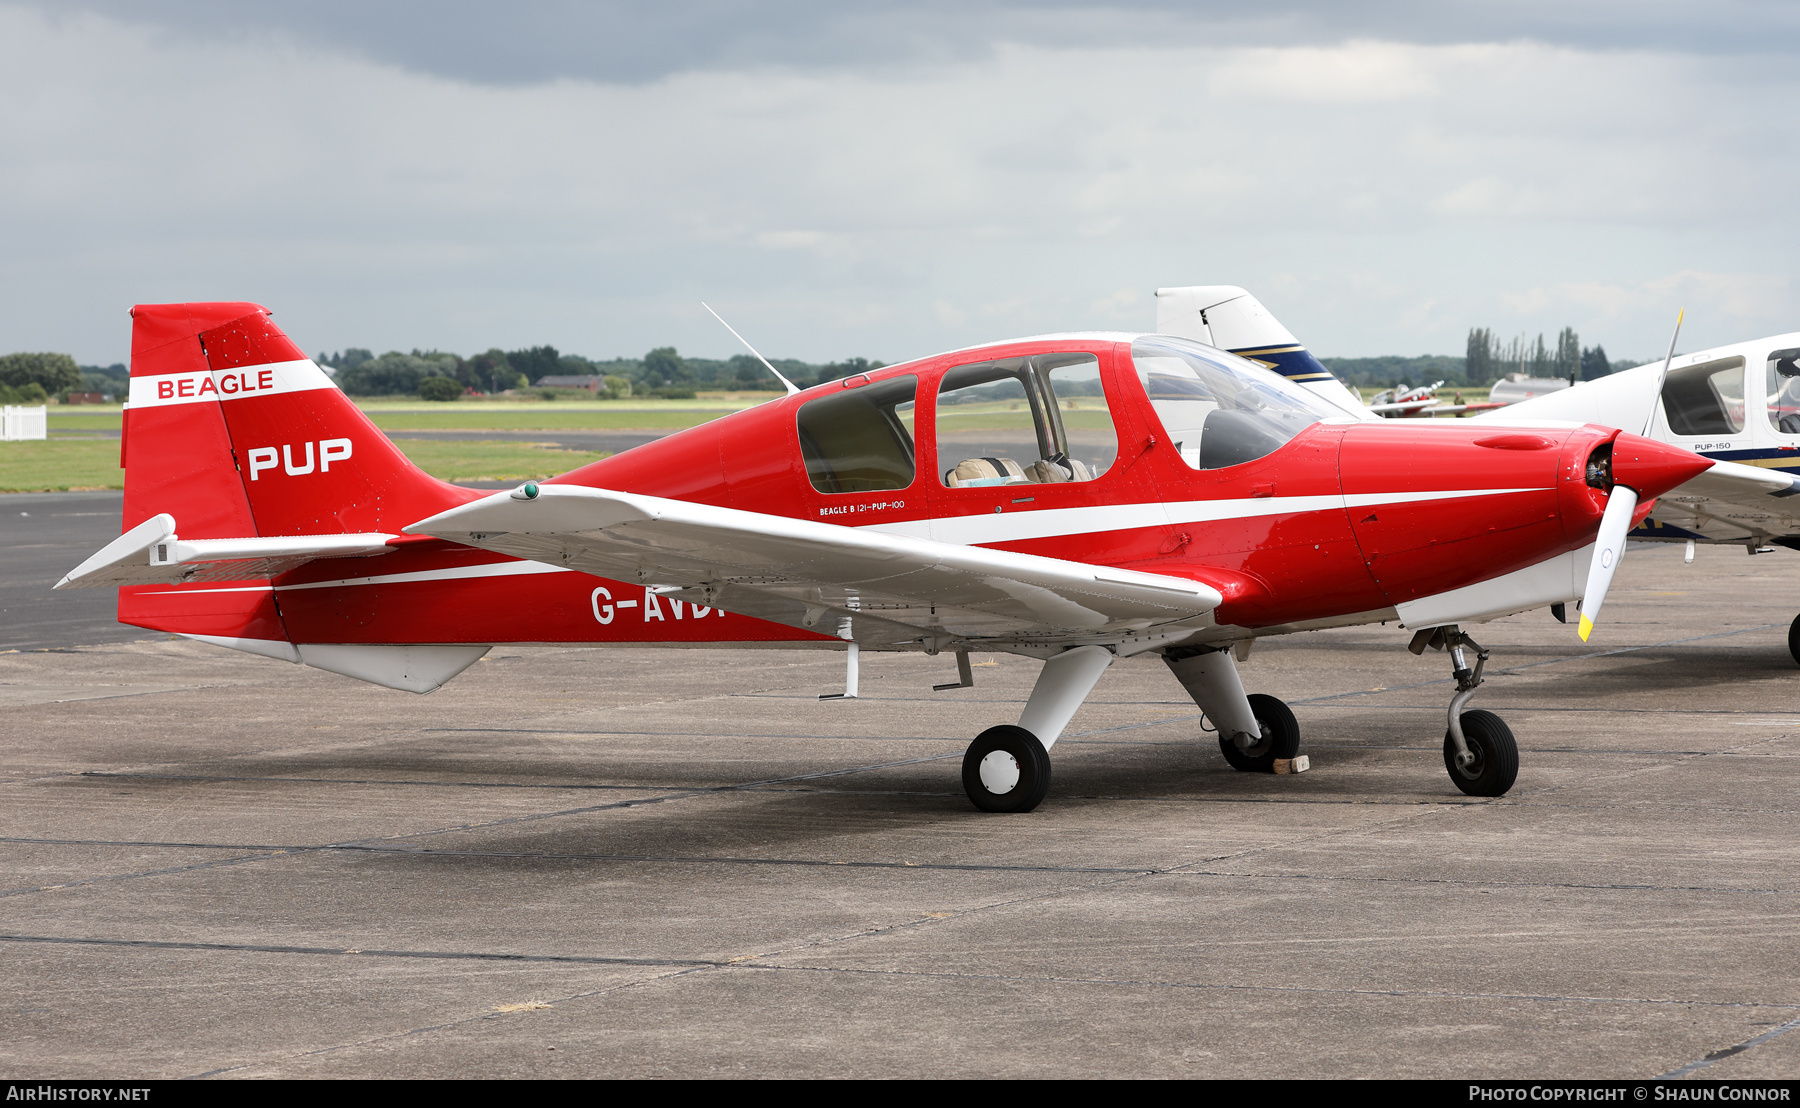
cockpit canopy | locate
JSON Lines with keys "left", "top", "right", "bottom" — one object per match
{"left": 1130, "top": 335, "right": 1342, "bottom": 469}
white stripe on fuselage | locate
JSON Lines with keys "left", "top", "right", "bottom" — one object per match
{"left": 863, "top": 487, "right": 1549, "bottom": 545}
{"left": 274, "top": 558, "right": 573, "bottom": 592}
{"left": 126, "top": 359, "right": 336, "bottom": 409}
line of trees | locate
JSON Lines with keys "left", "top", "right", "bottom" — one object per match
{"left": 317, "top": 344, "right": 886, "bottom": 398}
{"left": 1465, "top": 327, "right": 1613, "bottom": 384}
{"left": 5, "top": 324, "right": 1644, "bottom": 406}
{"left": 1324, "top": 328, "right": 1629, "bottom": 390}
{"left": 0, "top": 352, "right": 83, "bottom": 404}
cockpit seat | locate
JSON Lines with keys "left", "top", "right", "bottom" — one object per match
{"left": 1024, "top": 458, "right": 1091, "bottom": 484}
{"left": 945, "top": 457, "right": 1027, "bottom": 487}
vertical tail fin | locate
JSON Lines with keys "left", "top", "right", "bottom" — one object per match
{"left": 122, "top": 302, "right": 265, "bottom": 538}
{"left": 124, "top": 303, "right": 472, "bottom": 538}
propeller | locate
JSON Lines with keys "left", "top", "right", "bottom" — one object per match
{"left": 1576, "top": 310, "right": 1693, "bottom": 643}
{"left": 1577, "top": 482, "right": 1638, "bottom": 642}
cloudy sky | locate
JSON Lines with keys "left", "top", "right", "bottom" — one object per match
{"left": 2, "top": 1, "right": 1796, "bottom": 365}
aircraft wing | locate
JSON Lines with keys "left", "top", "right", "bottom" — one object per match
{"left": 405, "top": 485, "right": 1224, "bottom": 651}
{"left": 1643, "top": 460, "right": 1800, "bottom": 545}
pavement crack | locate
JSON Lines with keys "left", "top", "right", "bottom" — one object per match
{"left": 0, "top": 932, "right": 714, "bottom": 968}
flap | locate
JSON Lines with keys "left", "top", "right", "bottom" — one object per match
{"left": 405, "top": 484, "right": 1223, "bottom": 650}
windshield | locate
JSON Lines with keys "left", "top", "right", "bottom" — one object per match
{"left": 1130, "top": 335, "right": 1338, "bottom": 470}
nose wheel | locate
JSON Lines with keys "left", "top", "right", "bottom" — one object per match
{"left": 1218, "top": 693, "right": 1300, "bottom": 773}
{"left": 1443, "top": 709, "right": 1518, "bottom": 797}
{"left": 962, "top": 725, "right": 1051, "bottom": 813}
{"left": 1419, "top": 626, "right": 1519, "bottom": 797}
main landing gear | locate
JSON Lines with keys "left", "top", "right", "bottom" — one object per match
{"left": 957, "top": 643, "right": 1307, "bottom": 812}
{"left": 1788, "top": 613, "right": 1800, "bottom": 668}
{"left": 960, "top": 645, "right": 1114, "bottom": 813}
{"left": 1163, "top": 645, "right": 1302, "bottom": 775}
{"left": 1411, "top": 625, "right": 1518, "bottom": 797}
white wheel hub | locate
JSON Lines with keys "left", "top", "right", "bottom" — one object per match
{"left": 978, "top": 750, "right": 1021, "bottom": 795}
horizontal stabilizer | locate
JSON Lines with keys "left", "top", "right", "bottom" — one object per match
{"left": 57, "top": 513, "right": 398, "bottom": 589}
{"left": 406, "top": 484, "right": 1223, "bottom": 650}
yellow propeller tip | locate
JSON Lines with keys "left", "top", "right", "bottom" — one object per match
{"left": 1577, "top": 614, "right": 1594, "bottom": 641}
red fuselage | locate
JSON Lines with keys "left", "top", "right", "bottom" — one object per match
{"left": 122, "top": 333, "right": 1698, "bottom": 647}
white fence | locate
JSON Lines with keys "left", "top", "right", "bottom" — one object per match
{"left": 2, "top": 405, "right": 48, "bottom": 441}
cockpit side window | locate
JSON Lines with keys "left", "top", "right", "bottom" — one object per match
{"left": 1660, "top": 356, "right": 1745, "bottom": 436}
{"left": 797, "top": 375, "right": 917, "bottom": 494}
{"left": 935, "top": 353, "right": 1118, "bottom": 487}
{"left": 1129, "top": 335, "right": 1338, "bottom": 470}
{"left": 1766, "top": 348, "right": 1800, "bottom": 435}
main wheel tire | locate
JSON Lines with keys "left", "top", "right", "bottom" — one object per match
{"left": 962, "top": 725, "right": 1051, "bottom": 813}
{"left": 1443, "top": 709, "right": 1519, "bottom": 797}
{"left": 1788, "top": 613, "right": 1800, "bottom": 667}
{"left": 1218, "top": 693, "right": 1301, "bottom": 773}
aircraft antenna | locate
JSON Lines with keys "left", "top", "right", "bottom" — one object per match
{"left": 1643, "top": 308, "right": 1684, "bottom": 435}
{"left": 702, "top": 302, "right": 801, "bottom": 396}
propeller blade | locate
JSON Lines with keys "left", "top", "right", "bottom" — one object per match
{"left": 1578, "top": 484, "right": 1640, "bottom": 642}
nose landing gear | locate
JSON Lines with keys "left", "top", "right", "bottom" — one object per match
{"left": 1414, "top": 626, "right": 1518, "bottom": 797}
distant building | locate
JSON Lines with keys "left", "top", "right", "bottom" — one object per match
{"left": 535, "top": 374, "right": 601, "bottom": 392}
{"left": 1488, "top": 374, "right": 1572, "bottom": 406}
{"left": 64, "top": 392, "right": 109, "bottom": 405}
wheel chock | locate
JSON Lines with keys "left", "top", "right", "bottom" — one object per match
{"left": 1273, "top": 755, "right": 1311, "bottom": 775}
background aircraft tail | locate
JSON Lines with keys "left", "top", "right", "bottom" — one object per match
{"left": 1154, "top": 285, "right": 1371, "bottom": 417}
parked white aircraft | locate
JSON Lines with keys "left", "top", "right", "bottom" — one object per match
{"left": 1476, "top": 332, "right": 1800, "bottom": 657}
{"left": 1152, "top": 288, "right": 1800, "bottom": 655}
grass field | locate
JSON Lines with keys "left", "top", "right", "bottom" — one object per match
{"left": 365, "top": 409, "right": 735, "bottom": 431}
{"left": 0, "top": 439, "right": 606, "bottom": 492}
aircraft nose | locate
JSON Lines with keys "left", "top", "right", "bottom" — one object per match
{"left": 1606, "top": 432, "right": 1714, "bottom": 500}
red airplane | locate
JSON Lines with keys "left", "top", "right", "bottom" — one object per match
{"left": 59, "top": 302, "right": 1712, "bottom": 811}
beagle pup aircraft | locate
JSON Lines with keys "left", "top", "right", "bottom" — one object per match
{"left": 59, "top": 302, "right": 1711, "bottom": 811}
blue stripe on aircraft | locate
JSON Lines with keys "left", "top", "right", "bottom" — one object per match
{"left": 1630, "top": 517, "right": 1709, "bottom": 541}
{"left": 1697, "top": 446, "right": 1800, "bottom": 469}
{"left": 1228, "top": 345, "right": 1335, "bottom": 383}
